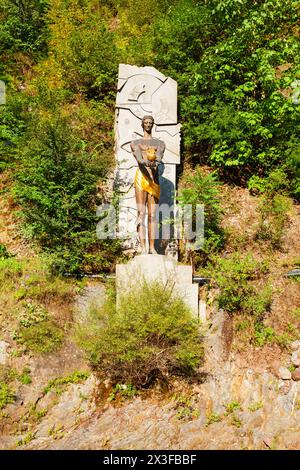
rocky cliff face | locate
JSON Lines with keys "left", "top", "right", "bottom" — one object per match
{"left": 1, "top": 302, "right": 300, "bottom": 451}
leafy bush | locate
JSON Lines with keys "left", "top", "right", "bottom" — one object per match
{"left": 42, "top": 371, "right": 90, "bottom": 395}
{"left": 248, "top": 168, "right": 291, "bottom": 196}
{"left": 285, "top": 136, "right": 300, "bottom": 199}
{"left": 13, "top": 111, "right": 122, "bottom": 273}
{"left": 0, "top": 381, "right": 15, "bottom": 409}
{"left": 15, "top": 320, "right": 64, "bottom": 354}
{"left": 256, "top": 194, "right": 292, "bottom": 248}
{"left": 121, "top": 0, "right": 300, "bottom": 196}
{"left": 177, "top": 167, "right": 225, "bottom": 265}
{"left": 0, "top": 0, "right": 49, "bottom": 73}
{"left": 0, "top": 88, "right": 29, "bottom": 172}
{"left": 108, "top": 383, "right": 138, "bottom": 402}
{"left": 39, "top": 0, "right": 118, "bottom": 99}
{"left": 76, "top": 282, "right": 204, "bottom": 388}
{"left": 207, "top": 253, "right": 272, "bottom": 317}
{"left": 11, "top": 299, "right": 64, "bottom": 355}
{"left": 0, "top": 257, "right": 23, "bottom": 283}
{"left": 0, "top": 243, "right": 13, "bottom": 260}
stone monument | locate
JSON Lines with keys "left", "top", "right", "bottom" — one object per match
{"left": 114, "top": 64, "right": 181, "bottom": 254}
{"left": 115, "top": 64, "right": 203, "bottom": 320}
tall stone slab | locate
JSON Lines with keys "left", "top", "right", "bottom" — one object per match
{"left": 114, "top": 64, "right": 181, "bottom": 253}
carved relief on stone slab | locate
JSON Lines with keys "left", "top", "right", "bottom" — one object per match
{"left": 114, "top": 64, "right": 181, "bottom": 252}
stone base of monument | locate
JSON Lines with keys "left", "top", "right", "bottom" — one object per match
{"left": 116, "top": 254, "right": 200, "bottom": 319}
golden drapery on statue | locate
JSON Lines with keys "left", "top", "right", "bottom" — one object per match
{"left": 134, "top": 147, "right": 161, "bottom": 200}
{"left": 134, "top": 168, "right": 160, "bottom": 200}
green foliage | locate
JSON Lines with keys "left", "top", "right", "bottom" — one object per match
{"left": 42, "top": 371, "right": 90, "bottom": 395}
{"left": 17, "top": 301, "right": 49, "bottom": 328}
{"left": 225, "top": 401, "right": 241, "bottom": 414}
{"left": 16, "top": 432, "right": 36, "bottom": 447}
{"left": 172, "top": 394, "right": 199, "bottom": 421}
{"left": 256, "top": 193, "right": 292, "bottom": 248}
{"left": 0, "top": 243, "right": 13, "bottom": 260}
{"left": 1, "top": 0, "right": 300, "bottom": 286}
{"left": 178, "top": 167, "right": 225, "bottom": 264}
{"left": 250, "top": 168, "right": 293, "bottom": 249}
{"left": 230, "top": 414, "right": 242, "bottom": 428}
{"left": 15, "top": 320, "right": 64, "bottom": 354}
{"left": 43, "top": 0, "right": 118, "bottom": 99}
{"left": 248, "top": 168, "right": 291, "bottom": 196}
{"left": 0, "top": 256, "right": 76, "bottom": 331}
{"left": 254, "top": 324, "right": 276, "bottom": 347}
{"left": 254, "top": 323, "right": 295, "bottom": 348}
{"left": 0, "top": 0, "right": 49, "bottom": 72}
{"left": 0, "top": 257, "right": 23, "bottom": 283}
{"left": 205, "top": 412, "right": 223, "bottom": 426}
{"left": 47, "top": 423, "right": 65, "bottom": 440}
{"left": 18, "top": 367, "right": 32, "bottom": 385}
{"left": 11, "top": 299, "right": 64, "bottom": 355}
{"left": 291, "top": 307, "right": 300, "bottom": 320}
{"left": 108, "top": 383, "right": 138, "bottom": 402}
{"left": 120, "top": 0, "right": 300, "bottom": 195}
{"left": 13, "top": 110, "right": 122, "bottom": 273}
{"left": 76, "top": 282, "right": 204, "bottom": 388}
{"left": 208, "top": 253, "right": 272, "bottom": 317}
{"left": 285, "top": 136, "right": 300, "bottom": 199}
{"left": 0, "top": 381, "right": 15, "bottom": 409}
{"left": 248, "top": 401, "right": 263, "bottom": 412}
{"left": 0, "top": 88, "right": 29, "bottom": 172}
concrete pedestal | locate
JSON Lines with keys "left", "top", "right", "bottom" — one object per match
{"left": 116, "top": 254, "right": 199, "bottom": 319}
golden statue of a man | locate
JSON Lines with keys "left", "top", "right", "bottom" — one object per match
{"left": 130, "top": 116, "right": 166, "bottom": 254}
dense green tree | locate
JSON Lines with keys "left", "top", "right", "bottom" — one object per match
{"left": 0, "top": 0, "right": 50, "bottom": 72}
{"left": 116, "top": 0, "right": 300, "bottom": 196}
{"left": 1, "top": 0, "right": 300, "bottom": 272}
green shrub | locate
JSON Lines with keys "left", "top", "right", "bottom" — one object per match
{"left": 0, "top": 381, "right": 15, "bottom": 409}
{"left": 248, "top": 168, "right": 291, "bottom": 196}
{"left": 0, "top": 257, "right": 23, "bottom": 283}
{"left": 177, "top": 167, "right": 225, "bottom": 265}
{"left": 207, "top": 253, "right": 272, "bottom": 317}
{"left": 285, "top": 136, "right": 300, "bottom": 200}
{"left": 254, "top": 324, "right": 276, "bottom": 347}
{"left": 253, "top": 323, "right": 294, "bottom": 348}
{"left": 225, "top": 401, "right": 241, "bottom": 414}
{"left": 206, "top": 412, "right": 223, "bottom": 427}
{"left": 76, "top": 282, "right": 204, "bottom": 388}
{"left": 0, "top": 0, "right": 49, "bottom": 60}
{"left": 15, "top": 320, "right": 64, "bottom": 354}
{"left": 243, "top": 285, "right": 273, "bottom": 319}
{"left": 256, "top": 193, "right": 292, "bottom": 248}
{"left": 42, "top": 371, "right": 90, "bottom": 396}
{"left": 171, "top": 394, "right": 200, "bottom": 421}
{"left": 0, "top": 243, "right": 13, "bottom": 260}
{"left": 13, "top": 110, "right": 122, "bottom": 274}
{"left": 108, "top": 383, "right": 138, "bottom": 402}
{"left": 18, "top": 367, "right": 32, "bottom": 385}
{"left": 141, "top": 0, "right": 300, "bottom": 196}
